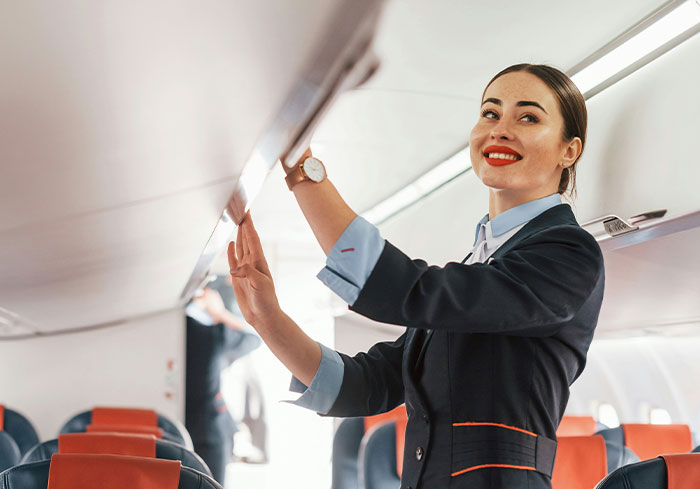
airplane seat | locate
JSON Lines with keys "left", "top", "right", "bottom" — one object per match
{"left": 331, "top": 418, "right": 365, "bottom": 489}
{"left": 19, "top": 433, "right": 211, "bottom": 476}
{"left": 330, "top": 405, "right": 406, "bottom": 489}
{"left": 59, "top": 407, "right": 193, "bottom": 449}
{"left": 0, "top": 454, "right": 223, "bottom": 489}
{"left": 596, "top": 425, "right": 693, "bottom": 462}
{"left": 0, "top": 405, "right": 41, "bottom": 456}
{"left": 557, "top": 415, "right": 598, "bottom": 436}
{"left": 551, "top": 435, "right": 608, "bottom": 489}
{"left": 594, "top": 453, "right": 700, "bottom": 489}
{"left": 358, "top": 421, "right": 401, "bottom": 489}
{"left": 0, "top": 431, "right": 22, "bottom": 473}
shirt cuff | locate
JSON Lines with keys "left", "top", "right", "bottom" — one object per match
{"left": 286, "top": 343, "right": 344, "bottom": 415}
{"left": 316, "top": 215, "right": 385, "bottom": 307}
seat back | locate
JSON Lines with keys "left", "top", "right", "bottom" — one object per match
{"left": 20, "top": 433, "right": 211, "bottom": 476}
{"left": 59, "top": 407, "right": 192, "bottom": 449}
{"left": 595, "top": 453, "right": 700, "bottom": 489}
{"left": 0, "top": 431, "right": 21, "bottom": 473}
{"left": 331, "top": 418, "right": 365, "bottom": 489}
{"left": 331, "top": 405, "right": 407, "bottom": 489}
{"left": 0, "top": 454, "right": 222, "bottom": 489}
{"left": 359, "top": 421, "right": 401, "bottom": 489}
{"left": 551, "top": 435, "right": 607, "bottom": 489}
{"left": 557, "top": 416, "right": 597, "bottom": 437}
{"left": 0, "top": 405, "right": 40, "bottom": 456}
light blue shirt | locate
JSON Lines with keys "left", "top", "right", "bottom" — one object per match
{"left": 290, "top": 193, "right": 564, "bottom": 413}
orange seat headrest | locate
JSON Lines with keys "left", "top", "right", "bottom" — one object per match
{"left": 87, "top": 424, "right": 164, "bottom": 439}
{"left": 47, "top": 453, "right": 180, "bottom": 489}
{"left": 661, "top": 454, "right": 700, "bottom": 489}
{"left": 556, "top": 416, "right": 596, "bottom": 437}
{"left": 551, "top": 435, "right": 607, "bottom": 489}
{"left": 92, "top": 407, "right": 158, "bottom": 427}
{"left": 622, "top": 424, "right": 693, "bottom": 461}
{"left": 363, "top": 405, "right": 407, "bottom": 434}
{"left": 58, "top": 433, "right": 157, "bottom": 458}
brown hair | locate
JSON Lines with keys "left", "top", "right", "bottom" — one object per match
{"left": 482, "top": 64, "right": 587, "bottom": 199}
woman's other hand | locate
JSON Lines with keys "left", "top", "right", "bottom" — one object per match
{"left": 227, "top": 212, "right": 282, "bottom": 328}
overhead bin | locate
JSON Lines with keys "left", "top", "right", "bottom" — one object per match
{"left": 0, "top": 0, "right": 385, "bottom": 337}
{"left": 573, "top": 31, "right": 700, "bottom": 228}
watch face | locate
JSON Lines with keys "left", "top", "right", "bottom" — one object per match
{"left": 303, "top": 157, "right": 326, "bottom": 182}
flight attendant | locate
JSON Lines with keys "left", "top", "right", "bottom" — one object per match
{"left": 227, "top": 64, "right": 605, "bottom": 489}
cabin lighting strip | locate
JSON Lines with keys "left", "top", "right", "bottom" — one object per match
{"left": 570, "top": 0, "right": 700, "bottom": 96}
{"left": 360, "top": 0, "right": 700, "bottom": 225}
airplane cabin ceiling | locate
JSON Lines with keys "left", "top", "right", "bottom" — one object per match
{"left": 0, "top": 0, "right": 374, "bottom": 333}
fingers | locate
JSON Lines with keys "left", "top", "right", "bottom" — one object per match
{"left": 241, "top": 212, "right": 263, "bottom": 260}
{"left": 227, "top": 241, "right": 238, "bottom": 269}
{"left": 236, "top": 223, "right": 245, "bottom": 263}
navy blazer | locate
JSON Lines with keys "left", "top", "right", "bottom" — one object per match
{"left": 326, "top": 203, "right": 605, "bottom": 489}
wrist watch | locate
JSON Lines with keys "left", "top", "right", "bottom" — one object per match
{"left": 285, "top": 156, "right": 327, "bottom": 190}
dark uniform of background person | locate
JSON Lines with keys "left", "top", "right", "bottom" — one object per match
{"left": 185, "top": 275, "right": 262, "bottom": 485}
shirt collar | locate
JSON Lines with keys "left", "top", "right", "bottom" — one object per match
{"left": 473, "top": 193, "right": 563, "bottom": 245}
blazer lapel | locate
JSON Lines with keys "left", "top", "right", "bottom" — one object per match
{"left": 490, "top": 203, "right": 578, "bottom": 260}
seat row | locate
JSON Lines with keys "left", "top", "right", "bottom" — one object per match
{"left": 0, "top": 404, "right": 222, "bottom": 489}
{"left": 331, "top": 408, "right": 700, "bottom": 489}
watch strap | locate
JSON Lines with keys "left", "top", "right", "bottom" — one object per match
{"left": 285, "top": 163, "right": 307, "bottom": 191}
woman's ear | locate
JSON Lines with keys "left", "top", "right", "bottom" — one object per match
{"left": 561, "top": 137, "right": 582, "bottom": 168}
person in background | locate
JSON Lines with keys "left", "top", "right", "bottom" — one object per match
{"left": 185, "top": 275, "right": 262, "bottom": 485}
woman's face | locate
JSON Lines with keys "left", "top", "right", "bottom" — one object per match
{"left": 469, "top": 71, "right": 580, "bottom": 196}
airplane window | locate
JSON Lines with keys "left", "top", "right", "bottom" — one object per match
{"left": 598, "top": 403, "right": 620, "bottom": 428}
{"left": 649, "top": 407, "right": 672, "bottom": 425}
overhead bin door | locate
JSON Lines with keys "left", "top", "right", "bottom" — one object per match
{"left": 0, "top": 0, "right": 384, "bottom": 336}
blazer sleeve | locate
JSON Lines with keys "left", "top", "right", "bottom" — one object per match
{"left": 325, "top": 331, "right": 406, "bottom": 418}
{"left": 349, "top": 224, "right": 604, "bottom": 337}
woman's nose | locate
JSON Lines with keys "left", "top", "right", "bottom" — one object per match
{"left": 490, "top": 118, "right": 514, "bottom": 140}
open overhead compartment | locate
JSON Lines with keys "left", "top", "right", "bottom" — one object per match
{"left": 0, "top": 0, "right": 385, "bottom": 337}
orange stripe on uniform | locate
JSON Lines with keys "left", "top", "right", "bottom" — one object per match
{"left": 451, "top": 422, "right": 537, "bottom": 437}
{"left": 451, "top": 464, "right": 536, "bottom": 477}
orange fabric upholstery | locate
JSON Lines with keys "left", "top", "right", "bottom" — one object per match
{"left": 395, "top": 415, "right": 408, "bottom": 478}
{"left": 622, "top": 424, "right": 693, "bottom": 460}
{"left": 87, "top": 424, "right": 164, "bottom": 439}
{"left": 556, "top": 416, "right": 596, "bottom": 437}
{"left": 551, "top": 436, "right": 607, "bottom": 489}
{"left": 47, "top": 454, "right": 180, "bottom": 489}
{"left": 92, "top": 407, "right": 158, "bottom": 427}
{"left": 58, "top": 433, "right": 157, "bottom": 458}
{"left": 0, "top": 404, "right": 4, "bottom": 431}
{"left": 363, "top": 405, "right": 407, "bottom": 433}
{"left": 661, "top": 454, "right": 700, "bottom": 489}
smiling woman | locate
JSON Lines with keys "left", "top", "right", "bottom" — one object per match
{"left": 470, "top": 64, "right": 587, "bottom": 218}
{"left": 226, "top": 63, "right": 605, "bottom": 489}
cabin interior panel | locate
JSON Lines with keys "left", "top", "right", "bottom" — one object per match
{"left": 0, "top": 308, "right": 185, "bottom": 440}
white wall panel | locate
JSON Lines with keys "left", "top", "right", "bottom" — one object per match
{"left": 568, "top": 337, "right": 700, "bottom": 435}
{"left": 0, "top": 309, "right": 185, "bottom": 441}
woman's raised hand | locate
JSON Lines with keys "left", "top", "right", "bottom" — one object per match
{"left": 227, "top": 212, "right": 281, "bottom": 328}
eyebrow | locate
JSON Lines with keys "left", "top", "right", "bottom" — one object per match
{"left": 481, "top": 97, "right": 548, "bottom": 114}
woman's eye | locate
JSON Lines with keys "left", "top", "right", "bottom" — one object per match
{"left": 521, "top": 114, "right": 538, "bottom": 123}
{"left": 481, "top": 110, "right": 498, "bottom": 119}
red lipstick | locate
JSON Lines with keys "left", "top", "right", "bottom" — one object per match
{"left": 483, "top": 145, "right": 523, "bottom": 167}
